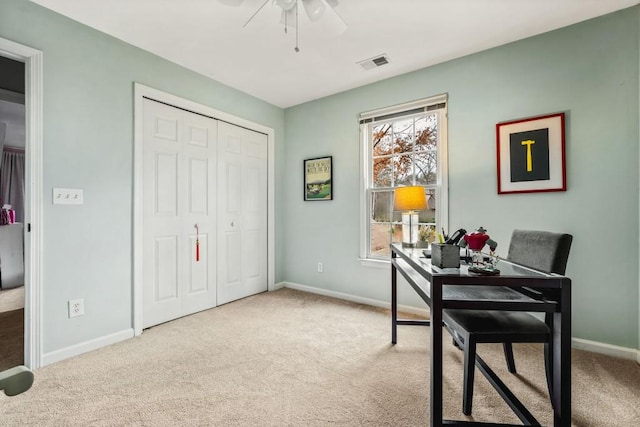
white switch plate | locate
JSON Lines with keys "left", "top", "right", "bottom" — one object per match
{"left": 53, "top": 188, "right": 84, "bottom": 205}
{"left": 68, "top": 298, "right": 84, "bottom": 318}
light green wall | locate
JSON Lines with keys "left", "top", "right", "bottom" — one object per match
{"left": 1, "top": 0, "right": 638, "bottom": 357}
{"left": 283, "top": 7, "right": 640, "bottom": 348}
{"left": 0, "top": 0, "right": 285, "bottom": 354}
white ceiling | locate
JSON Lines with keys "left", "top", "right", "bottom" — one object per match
{"left": 30, "top": 0, "right": 640, "bottom": 108}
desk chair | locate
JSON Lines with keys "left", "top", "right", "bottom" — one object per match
{"left": 443, "top": 229, "right": 572, "bottom": 415}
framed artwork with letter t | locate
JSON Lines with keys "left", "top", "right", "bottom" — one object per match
{"left": 496, "top": 112, "right": 566, "bottom": 194}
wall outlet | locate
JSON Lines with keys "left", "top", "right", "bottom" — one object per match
{"left": 317, "top": 262, "right": 323, "bottom": 273}
{"left": 68, "top": 298, "right": 84, "bottom": 318}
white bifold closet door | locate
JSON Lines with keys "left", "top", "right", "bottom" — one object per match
{"left": 142, "top": 98, "right": 268, "bottom": 329}
{"left": 142, "top": 99, "right": 217, "bottom": 328}
{"left": 217, "top": 121, "right": 268, "bottom": 305}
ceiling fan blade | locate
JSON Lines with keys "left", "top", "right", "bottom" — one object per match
{"left": 323, "top": 1, "right": 347, "bottom": 34}
{"left": 242, "top": 0, "right": 271, "bottom": 28}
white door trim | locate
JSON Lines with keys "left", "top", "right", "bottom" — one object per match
{"left": 0, "top": 37, "right": 44, "bottom": 369}
{"left": 133, "top": 83, "right": 276, "bottom": 336}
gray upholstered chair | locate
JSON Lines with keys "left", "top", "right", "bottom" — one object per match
{"left": 443, "top": 229, "right": 572, "bottom": 415}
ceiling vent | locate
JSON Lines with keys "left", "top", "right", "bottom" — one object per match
{"left": 357, "top": 54, "right": 390, "bottom": 70}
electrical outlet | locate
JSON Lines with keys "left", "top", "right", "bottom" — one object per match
{"left": 68, "top": 299, "right": 84, "bottom": 318}
{"left": 317, "top": 262, "right": 323, "bottom": 273}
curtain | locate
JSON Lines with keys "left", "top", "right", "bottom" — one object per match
{"left": 0, "top": 122, "right": 6, "bottom": 167}
{"left": 0, "top": 150, "right": 25, "bottom": 223}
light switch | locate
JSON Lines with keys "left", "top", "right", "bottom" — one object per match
{"left": 52, "top": 188, "right": 84, "bottom": 205}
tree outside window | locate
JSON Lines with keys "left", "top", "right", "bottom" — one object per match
{"left": 368, "top": 112, "right": 441, "bottom": 258}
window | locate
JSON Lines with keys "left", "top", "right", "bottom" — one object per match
{"left": 359, "top": 95, "right": 448, "bottom": 260}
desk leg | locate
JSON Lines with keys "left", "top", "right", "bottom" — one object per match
{"left": 552, "top": 280, "right": 571, "bottom": 427}
{"left": 391, "top": 254, "right": 397, "bottom": 344}
{"left": 430, "top": 277, "right": 443, "bottom": 427}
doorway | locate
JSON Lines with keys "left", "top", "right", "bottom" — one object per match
{"left": 133, "top": 84, "right": 275, "bottom": 335}
{"left": 0, "top": 37, "right": 44, "bottom": 369}
{"left": 0, "top": 55, "right": 26, "bottom": 372}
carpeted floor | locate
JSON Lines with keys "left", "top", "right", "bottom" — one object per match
{"left": 0, "top": 288, "right": 638, "bottom": 426}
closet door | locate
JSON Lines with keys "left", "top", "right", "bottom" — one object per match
{"left": 217, "top": 122, "right": 268, "bottom": 305}
{"left": 142, "top": 99, "right": 217, "bottom": 328}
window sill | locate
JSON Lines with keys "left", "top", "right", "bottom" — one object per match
{"left": 359, "top": 258, "right": 391, "bottom": 269}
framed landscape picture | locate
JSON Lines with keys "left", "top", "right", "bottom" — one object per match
{"left": 304, "top": 156, "right": 333, "bottom": 201}
{"left": 496, "top": 112, "right": 566, "bottom": 194}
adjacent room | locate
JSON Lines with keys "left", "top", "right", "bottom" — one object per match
{"left": 0, "top": 0, "right": 639, "bottom": 425}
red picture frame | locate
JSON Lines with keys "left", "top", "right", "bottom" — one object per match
{"left": 496, "top": 112, "right": 566, "bottom": 195}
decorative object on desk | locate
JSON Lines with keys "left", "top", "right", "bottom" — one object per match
{"left": 458, "top": 227, "right": 497, "bottom": 266}
{"left": 304, "top": 156, "right": 332, "bottom": 201}
{"left": 431, "top": 243, "right": 460, "bottom": 268}
{"left": 496, "top": 112, "right": 566, "bottom": 194}
{"left": 393, "top": 186, "right": 427, "bottom": 248}
{"left": 416, "top": 225, "right": 436, "bottom": 248}
{"left": 468, "top": 265, "right": 500, "bottom": 275}
{"left": 445, "top": 228, "right": 466, "bottom": 245}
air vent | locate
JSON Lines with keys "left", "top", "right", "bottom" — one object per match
{"left": 357, "top": 54, "right": 390, "bottom": 70}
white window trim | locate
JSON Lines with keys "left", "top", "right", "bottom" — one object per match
{"left": 359, "top": 94, "right": 448, "bottom": 264}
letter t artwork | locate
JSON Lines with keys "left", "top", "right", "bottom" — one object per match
{"left": 509, "top": 129, "right": 550, "bottom": 182}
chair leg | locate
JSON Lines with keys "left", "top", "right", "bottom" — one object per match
{"left": 503, "top": 343, "right": 517, "bottom": 374}
{"left": 462, "top": 335, "right": 476, "bottom": 415}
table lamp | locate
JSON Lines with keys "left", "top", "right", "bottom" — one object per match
{"left": 393, "top": 186, "right": 427, "bottom": 248}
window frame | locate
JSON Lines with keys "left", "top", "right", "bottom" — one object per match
{"left": 359, "top": 95, "right": 449, "bottom": 263}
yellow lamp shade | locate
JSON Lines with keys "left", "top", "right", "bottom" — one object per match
{"left": 393, "top": 186, "right": 428, "bottom": 212}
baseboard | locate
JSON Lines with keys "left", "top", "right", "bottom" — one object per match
{"left": 282, "top": 282, "right": 639, "bottom": 363}
{"left": 273, "top": 281, "right": 287, "bottom": 290}
{"left": 572, "top": 337, "right": 640, "bottom": 363}
{"left": 41, "top": 328, "right": 134, "bottom": 367}
{"left": 282, "top": 281, "right": 430, "bottom": 317}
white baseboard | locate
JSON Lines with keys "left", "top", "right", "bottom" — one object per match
{"left": 282, "top": 282, "right": 639, "bottom": 363}
{"left": 41, "top": 328, "right": 134, "bottom": 367}
{"left": 282, "top": 281, "right": 430, "bottom": 317}
{"left": 571, "top": 337, "right": 640, "bottom": 363}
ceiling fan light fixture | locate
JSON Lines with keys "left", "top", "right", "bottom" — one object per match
{"left": 274, "top": 0, "right": 297, "bottom": 11}
{"left": 280, "top": 8, "right": 297, "bottom": 28}
{"left": 217, "top": 0, "right": 245, "bottom": 6}
{"left": 302, "top": 0, "right": 326, "bottom": 22}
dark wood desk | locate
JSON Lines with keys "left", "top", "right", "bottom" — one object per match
{"left": 390, "top": 244, "right": 571, "bottom": 427}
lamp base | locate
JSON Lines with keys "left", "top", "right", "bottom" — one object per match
{"left": 401, "top": 213, "right": 419, "bottom": 248}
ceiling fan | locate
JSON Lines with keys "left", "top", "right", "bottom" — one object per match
{"left": 218, "top": 0, "right": 346, "bottom": 52}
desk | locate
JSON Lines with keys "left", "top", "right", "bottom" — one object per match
{"left": 390, "top": 243, "right": 571, "bottom": 427}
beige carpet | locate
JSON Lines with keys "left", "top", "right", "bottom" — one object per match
{"left": 0, "top": 288, "right": 638, "bottom": 426}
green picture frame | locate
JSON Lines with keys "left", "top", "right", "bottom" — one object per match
{"left": 304, "top": 156, "right": 333, "bottom": 201}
